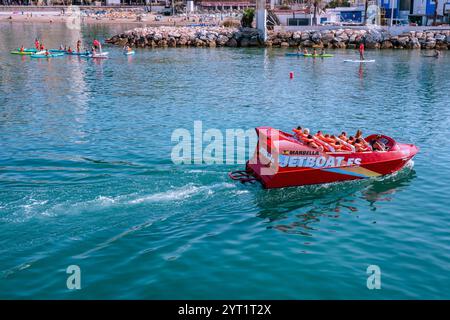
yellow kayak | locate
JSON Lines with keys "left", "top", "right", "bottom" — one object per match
{"left": 10, "top": 51, "right": 33, "bottom": 55}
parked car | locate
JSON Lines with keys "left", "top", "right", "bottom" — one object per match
{"left": 392, "top": 19, "right": 409, "bottom": 26}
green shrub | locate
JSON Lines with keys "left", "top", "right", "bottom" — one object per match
{"left": 241, "top": 8, "right": 255, "bottom": 28}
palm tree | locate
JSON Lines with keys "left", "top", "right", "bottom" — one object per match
{"left": 433, "top": 0, "right": 439, "bottom": 26}
{"left": 364, "top": 0, "right": 369, "bottom": 25}
{"left": 312, "top": 0, "right": 320, "bottom": 26}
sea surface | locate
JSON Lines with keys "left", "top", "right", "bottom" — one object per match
{"left": 0, "top": 22, "right": 449, "bottom": 299}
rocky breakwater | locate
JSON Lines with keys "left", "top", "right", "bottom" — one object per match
{"left": 106, "top": 26, "right": 450, "bottom": 50}
{"left": 105, "top": 26, "right": 257, "bottom": 48}
{"left": 268, "top": 28, "right": 450, "bottom": 50}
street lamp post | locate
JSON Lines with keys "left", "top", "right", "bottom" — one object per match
{"left": 390, "top": 0, "right": 395, "bottom": 27}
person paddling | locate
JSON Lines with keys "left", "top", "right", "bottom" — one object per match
{"left": 93, "top": 39, "right": 101, "bottom": 53}
{"left": 76, "top": 39, "right": 82, "bottom": 53}
{"left": 359, "top": 43, "right": 365, "bottom": 61}
{"left": 34, "top": 38, "right": 40, "bottom": 50}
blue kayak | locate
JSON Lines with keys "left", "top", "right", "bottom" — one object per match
{"left": 49, "top": 49, "right": 67, "bottom": 53}
{"left": 285, "top": 52, "right": 306, "bottom": 56}
{"left": 31, "top": 53, "right": 65, "bottom": 58}
{"left": 66, "top": 51, "right": 90, "bottom": 56}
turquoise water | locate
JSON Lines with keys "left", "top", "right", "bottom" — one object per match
{"left": 1, "top": 22, "right": 449, "bottom": 299}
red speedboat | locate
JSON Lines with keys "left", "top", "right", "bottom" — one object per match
{"left": 229, "top": 127, "right": 418, "bottom": 189}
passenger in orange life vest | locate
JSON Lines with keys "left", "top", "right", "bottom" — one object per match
{"left": 292, "top": 126, "right": 303, "bottom": 139}
{"left": 328, "top": 140, "right": 345, "bottom": 152}
{"left": 354, "top": 138, "right": 370, "bottom": 152}
{"left": 321, "top": 134, "right": 335, "bottom": 143}
{"left": 338, "top": 131, "right": 348, "bottom": 142}
{"left": 347, "top": 136, "right": 355, "bottom": 144}
{"left": 355, "top": 129, "right": 371, "bottom": 149}
{"left": 315, "top": 130, "right": 326, "bottom": 140}
{"left": 304, "top": 134, "right": 323, "bottom": 151}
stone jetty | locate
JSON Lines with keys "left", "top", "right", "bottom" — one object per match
{"left": 106, "top": 26, "right": 450, "bottom": 50}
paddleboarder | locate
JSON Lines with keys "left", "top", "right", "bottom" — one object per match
{"left": 359, "top": 43, "right": 365, "bottom": 61}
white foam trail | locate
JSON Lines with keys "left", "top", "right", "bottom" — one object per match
{"left": 128, "top": 184, "right": 203, "bottom": 204}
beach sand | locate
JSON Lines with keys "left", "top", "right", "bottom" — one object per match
{"left": 0, "top": 11, "right": 223, "bottom": 27}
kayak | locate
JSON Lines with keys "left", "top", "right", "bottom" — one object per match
{"left": 49, "top": 49, "right": 67, "bottom": 53}
{"left": 16, "top": 48, "right": 38, "bottom": 53}
{"left": 30, "top": 53, "right": 65, "bottom": 58}
{"left": 304, "top": 53, "right": 334, "bottom": 58}
{"left": 124, "top": 50, "right": 135, "bottom": 55}
{"left": 11, "top": 51, "right": 33, "bottom": 55}
{"left": 66, "top": 51, "right": 90, "bottom": 56}
{"left": 285, "top": 53, "right": 334, "bottom": 58}
{"left": 344, "top": 59, "right": 375, "bottom": 63}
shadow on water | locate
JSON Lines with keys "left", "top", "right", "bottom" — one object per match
{"left": 253, "top": 164, "right": 417, "bottom": 236}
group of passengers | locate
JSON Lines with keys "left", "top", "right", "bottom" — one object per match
{"left": 293, "top": 127, "right": 386, "bottom": 152}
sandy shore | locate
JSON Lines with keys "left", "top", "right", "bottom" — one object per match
{"left": 0, "top": 11, "right": 225, "bottom": 27}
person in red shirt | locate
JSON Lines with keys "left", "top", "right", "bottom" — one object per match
{"left": 40, "top": 43, "right": 45, "bottom": 51}
{"left": 359, "top": 43, "right": 365, "bottom": 60}
{"left": 34, "top": 38, "right": 40, "bottom": 50}
{"left": 93, "top": 39, "right": 101, "bottom": 52}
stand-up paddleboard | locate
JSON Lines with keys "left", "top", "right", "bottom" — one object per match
{"left": 82, "top": 52, "right": 109, "bottom": 59}
{"left": 344, "top": 59, "right": 375, "bottom": 63}
{"left": 124, "top": 50, "right": 135, "bottom": 56}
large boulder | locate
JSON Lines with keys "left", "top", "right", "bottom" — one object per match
{"left": 300, "top": 32, "right": 310, "bottom": 41}
{"left": 301, "top": 39, "right": 314, "bottom": 47}
{"left": 292, "top": 31, "right": 302, "bottom": 40}
{"left": 226, "top": 38, "right": 238, "bottom": 47}
{"left": 435, "top": 34, "right": 446, "bottom": 42}
{"left": 381, "top": 40, "right": 393, "bottom": 49}
{"left": 216, "top": 35, "right": 229, "bottom": 46}
{"left": 424, "top": 41, "right": 436, "bottom": 49}
{"left": 311, "top": 32, "right": 322, "bottom": 43}
{"left": 364, "top": 29, "right": 383, "bottom": 45}
{"left": 397, "top": 36, "right": 409, "bottom": 47}
{"left": 408, "top": 37, "right": 421, "bottom": 49}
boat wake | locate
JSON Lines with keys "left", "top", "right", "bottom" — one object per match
{"left": 1, "top": 182, "right": 236, "bottom": 223}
